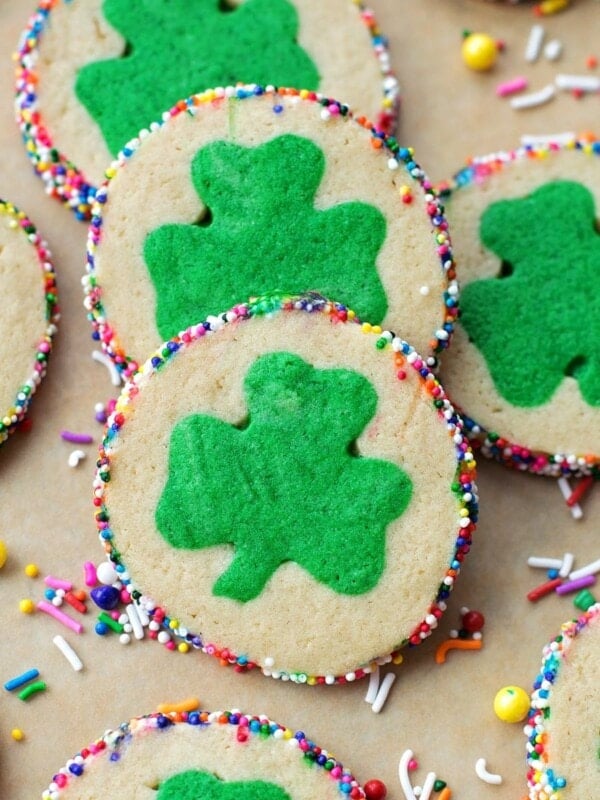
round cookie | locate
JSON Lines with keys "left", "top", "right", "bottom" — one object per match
{"left": 83, "top": 85, "right": 457, "bottom": 375}
{"left": 42, "top": 708, "right": 367, "bottom": 799}
{"left": 0, "top": 200, "right": 59, "bottom": 447}
{"left": 93, "top": 293, "right": 477, "bottom": 683}
{"left": 525, "top": 603, "right": 600, "bottom": 799}
{"left": 437, "top": 139, "right": 600, "bottom": 478}
{"left": 15, "top": 0, "right": 400, "bottom": 220}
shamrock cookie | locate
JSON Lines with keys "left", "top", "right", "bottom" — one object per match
{"left": 16, "top": 0, "right": 399, "bottom": 220}
{"left": 93, "top": 293, "right": 477, "bottom": 683}
{"left": 525, "top": 603, "right": 600, "bottom": 799}
{"left": 437, "top": 139, "right": 600, "bottom": 478}
{"left": 43, "top": 708, "right": 367, "bottom": 798}
{"left": 83, "top": 85, "right": 456, "bottom": 374}
{"left": 0, "top": 200, "right": 59, "bottom": 447}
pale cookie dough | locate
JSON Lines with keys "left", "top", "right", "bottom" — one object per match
{"left": 15, "top": 0, "right": 400, "bottom": 220}
{"left": 42, "top": 708, "right": 367, "bottom": 799}
{"left": 0, "top": 200, "right": 59, "bottom": 447}
{"left": 83, "top": 85, "right": 456, "bottom": 373}
{"left": 437, "top": 139, "right": 600, "bottom": 478}
{"left": 525, "top": 603, "right": 600, "bottom": 800}
{"left": 93, "top": 293, "right": 477, "bottom": 683}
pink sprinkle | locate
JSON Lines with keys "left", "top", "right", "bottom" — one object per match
{"left": 44, "top": 575, "right": 72, "bottom": 591}
{"left": 555, "top": 575, "right": 597, "bottom": 595}
{"left": 61, "top": 430, "right": 94, "bottom": 444}
{"left": 496, "top": 76, "right": 528, "bottom": 97}
{"left": 36, "top": 601, "right": 83, "bottom": 634}
{"left": 83, "top": 561, "right": 97, "bottom": 587}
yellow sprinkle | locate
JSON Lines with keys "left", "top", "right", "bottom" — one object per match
{"left": 347, "top": 310, "right": 356, "bottom": 320}
{"left": 307, "top": 676, "right": 317, "bottom": 686}
{"left": 399, "top": 185, "right": 411, "bottom": 196}
{"left": 177, "top": 642, "right": 189, "bottom": 654}
{"left": 19, "top": 598, "right": 35, "bottom": 614}
{"left": 156, "top": 697, "right": 200, "bottom": 714}
{"left": 371, "top": 325, "right": 382, "bottom": 335}
{"left": 168, "top": 619, "right": 179, "bottom": 630}
{"left": 11, "top": 729, "right": 24, "bottom": 742}
{"left": 392, "top": 653, "right": 404, "bottom": 665}
{"left": 0, "top": 539, "right": 7, "bottom": 569}
{"left": 24, "top": 563, "right": 39, "bottom": 578}
{"left": 361, "top": 322, "right": 372, "bottom": 333}
{"left": 299, "top": 89, "right": 310, "bottom": 99}
{"left": 283, "top": 728, "right": 293, "bottom": 740}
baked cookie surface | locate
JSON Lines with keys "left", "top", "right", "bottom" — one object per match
{"left": 0, "top": 200, "right": 59, "bottom": 447}
{"left": 438, "top": 140, "right": 600, "bottom": 478}
{"left": 43, "top": 708, "right": 366, "bottom": 799}
{"left": 84, "top": 86, "right": 456, "bottom": 372}
{"left": 16, "top": 0, "right": 399, "bottom": 219}
{"left": 525, "top": 603, "right": 600, "bottom": 800}
{"left": 93, "top": 294, "right": 476, "bottom": 682}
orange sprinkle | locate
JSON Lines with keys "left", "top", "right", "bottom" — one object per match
{"left": 435, "top": 638, "right": 482, "bottom": 664}
{"left": 439, "top": 788, "right": 452, "bottom": 800}
{"left": 156, "top": 697, "right": 200, "bottom": 714}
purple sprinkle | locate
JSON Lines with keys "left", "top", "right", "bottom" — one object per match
{"left": 555, "top": 574, "right": 597, "bottom": 595}
{"left": 61, "top": 430, "right": 94, "bottom": 444}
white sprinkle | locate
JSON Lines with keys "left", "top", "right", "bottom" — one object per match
{"left": 53, "top": 635, "right": 83, "bottom": 672}
{"left": 525, "top": 24, "right": 545, "bottom": 63}
{"left": 398, "top": 750, "right": 417, "bottom": 800}
{"left": 544, "top": 39, "right": 562, "bottom": 61}
{"left": 475, "top": 758, "right": 502, "bottom": 785}
{"left": 527, "top": 556, "right": 563, "bottom": 570}
{"left": 67, "top": 449, "right": 86, "bottom": 468}
{"left": 569, "top": 558, "right": 600, "bottom": 581}
{"left": 364, "top": 666, "right": 380, "bottom": 704}
{"left": 559, "top": 552, "right": 574, "bottom": 578}
{"left": 555, "top": 73, "right": 600, "bottom": 92}
{"left": 126, "top": 603, "right": 144, "bottom": 640}
{"left": 92, "top": 349, "right": 122, "bottom": 387}
{"left": 557, "top": 476, "right": 583, "bottom": 520}
{"left": 520, "top": 132, "right": 575, "bottom": 147}
{"left": 371, "top": 671, "right": 396, "bottom": 714}
{"left": 419, "top": 286, "right": 430, "bottom": 296}
{"left": 419, "top": 772, "right": 437, "bottom": 800}
{"left": 510, "top": 84, "right": 555, "bottom": 110}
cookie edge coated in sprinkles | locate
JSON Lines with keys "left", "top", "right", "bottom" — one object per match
{"left": 82, "top": 83, "right": 458, "bottom": 375}
{"left": 436, "top": 136, "right": 600, "bottom": 480}
{"left": 92, "top": 291, "right": 478, "bottom": 685}
{"left": 524, "top": 602, "right": 600, "bottom": 799}
{"left": 41, "top": 707, "right": 367, "bottom": 799}
{"left": 14, "top": 0, "right": 400, "bottom": 222}
{"left": 0, "top": 199, "right": 59, "bottom": 446}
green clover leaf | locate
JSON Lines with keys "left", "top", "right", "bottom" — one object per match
{"left": 144, "top": 134, "right": 388, "bottom": 337}
{"left": 460, "top": 180, "right": 600, "bottom": 407}
{"left": 155, "top": 352, "right": 412, "bottom": 602}
{"left": 157, "top": 770, "right": 291, "bottom": 800}
{"left": 75, "top": 0, "right": 319, "bottom": 156}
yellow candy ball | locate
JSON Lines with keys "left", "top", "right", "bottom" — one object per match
{"left": 24, "top": 563, "right": 39, "bottom": 578}
{"left": 462, "top": 33, "right": 498, "bottom": 71}
{"left": 0, "top": 539, "right": 7, "bottom": 569}
{"left": 11, "top": 729, "right": 24, "bottom": 742}
{"left": 19, "top": 598, "right": 35, "bottom": 614}
{"left": 493, "top": 685, "right": 530, "bottom": 723}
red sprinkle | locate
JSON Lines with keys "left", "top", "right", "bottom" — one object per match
{"left": 527, "top": 577, "right": 563, "bottom": 602}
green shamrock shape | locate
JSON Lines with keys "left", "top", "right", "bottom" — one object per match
{"left": 155, "top": 351, "right": 413, "bottom": 602}
{"left": 75, "top": 0, "right": 320, "bottom": 157}
{"left": 144, "top": 134, "right": 388, "bottom": 338}
{"left": 156, "top": 769, "right": 291, "bottom": 800}
{"left": 460, "top": 180, "right": 600, "bottom": 408}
